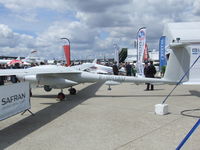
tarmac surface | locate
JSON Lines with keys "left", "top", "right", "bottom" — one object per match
{"left": 0, "top": 82, "right": 200, "bottom": 150}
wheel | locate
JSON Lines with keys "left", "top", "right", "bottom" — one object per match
{"left": 44, "top": 85, "right": 52, "bottom": 92}
{"left": 57, "top": 92, "right": 65, "bottom": 101}
{"left": 11, "top": 75, "right": 18, "bottom": 83}
{"left": 69, "top": 88, "right": 76, "bottom": 95}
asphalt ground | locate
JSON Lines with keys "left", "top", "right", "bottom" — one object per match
{"left": 0, "top": 82, "right": 200, "bottom": 150}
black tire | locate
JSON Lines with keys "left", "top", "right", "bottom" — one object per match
{"left": 57, "top": 92, "right": 65, "bottom": 100}
{"left": 69, "top": 88, "right": 76, "bottom": 95}
{"left": 11, "top": 75, "right": 18, "bottom": 83}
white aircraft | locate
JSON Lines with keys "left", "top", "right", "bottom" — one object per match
{"left": 76, "top": 59, "right": 126, "bottom": 75}
{"left": 0, "top": 64, "right": 170, "bottom": 100}
{"left": 0, "top": 57, "right": 22, "bottom": 65}
{"left": 0, "top": 38, "right": 200, "bottom": 100}
{"left": 83, "top": 59, "right": 113, "bottom": 74}
{"left": 0, "top": 22, "right": 199, "bottom": 100}
{"left": 21, "top": 50, "right": 46, "bottom": 64}
{"left": 0, "top": 59, "right": 12, "bottom": 65}
{"left": 0, "top": 50, "right": 40, "bottom": 66}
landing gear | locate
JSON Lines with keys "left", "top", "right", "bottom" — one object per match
{"left": 57, "top": 92, "right": 65, "bottom": 101}
{"left": 56, "top": 88, "right": 76, "bottom": 101}
{"left": 107, "top": 85, "right": 112, "bottom": 91}
{"left": 44, "top": 85, "right": 52, "bottom": 92}
{"left": 57, "top": 89, "right": 65, "bottom": 101}
{"left": 11, "top": 75, "right": 19, "bottom": 83}
{"left": 69, "top": 87, "right": 76, "bottom": 95}
{"left": 30, "top": 89, "right": 32, "bottom": 97}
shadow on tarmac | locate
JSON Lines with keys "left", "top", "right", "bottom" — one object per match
{"left": 0, "top": 82, "right": 104, "bottom": 150}
{"left": 189, "top": 90, "right": 200, "bottom": 97}
{"left": 32, "top": 94, "right": 57, "bottom": 99}
{"left": 94, "top": 94, "right": 194, "bottom": 98}
{"left": 32, "top": 90, "right": 200, "bottom": 99}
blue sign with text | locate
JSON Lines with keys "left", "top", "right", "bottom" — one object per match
{"left": 159, "top": 36, "right": 166, "bottom": 70}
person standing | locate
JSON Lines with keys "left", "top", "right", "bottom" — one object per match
{"left": 144, "top": 62, "right": 149, "bottom": 78}
{"left": 112, "top": 62, "right": 119, "bottom": 75}
{"left": 0, "top": 64, "right": 5, "bottom": 85}
{"left": 131, "top": 63, "right": 136, "bottom": 76}
{"left": 125, "top": 62, "right": 132, "bottom": 76}
{"left": 144, "top": 61, "right": 156, "bottom": 90}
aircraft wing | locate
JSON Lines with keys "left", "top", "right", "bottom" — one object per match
{"left": 0, "top": 69, "right": 27, "bottom": 76}
{"left": 35, "top": 71, "right": 81, "bottom": 79}
{"left": 80, "top": 71, "right": 176, "bottom": 84}
{"left": 92, "top": 58, "right": 97, "bottom": 64}
{"left": 0, "top": 67, "right": 81, "bottom": 88}
{"left": 0, "top": 65, "right": 176, "bottom": 88}
{"left": 0, "top": 69, "right": 81, "bottom": 75}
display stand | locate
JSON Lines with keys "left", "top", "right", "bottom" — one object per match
{"left": 21, "top": 109, "right": 35, "bottom": 116}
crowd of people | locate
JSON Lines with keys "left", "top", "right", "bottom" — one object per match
{"left": 112, "top": 62, "right": 136, "bottom": 76}
{"left": 112, "top": 60, "right": 157, "bottom": 91}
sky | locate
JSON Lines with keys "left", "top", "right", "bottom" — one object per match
{"left": 0, "top": 0, "right": 199, "bottom": 60}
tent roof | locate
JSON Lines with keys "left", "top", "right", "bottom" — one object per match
{"left": 163, "top": 22, "right": 200, "bottom": 42}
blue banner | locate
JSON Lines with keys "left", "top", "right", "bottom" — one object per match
{"left": 159, "top": 36, "right": 166, "bottom": 70}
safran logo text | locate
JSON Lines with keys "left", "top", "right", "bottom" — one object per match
{"left": 1, "top": 93, "right": 26, "bottom": 106}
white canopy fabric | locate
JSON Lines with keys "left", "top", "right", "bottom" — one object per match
{"left": 163, "top": 22, "right": 200, "bottom": 43}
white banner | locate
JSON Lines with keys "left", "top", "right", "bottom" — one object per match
{"left": 137, "top": 27, "right": 146, "bottom": 76}
{"left": 137, "top": 27, "right": 146, "bottom": 62}
{"left": 0, "top": 82, "right": 30, "bottom": 120}
{"left": 113, "top": 43, "right": 120, "bottom": 66}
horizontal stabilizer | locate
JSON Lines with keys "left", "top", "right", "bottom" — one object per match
{"left": 182, "top": 82, "right": 200, "bottom": 85}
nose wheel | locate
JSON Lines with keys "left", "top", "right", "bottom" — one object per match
{"left": 69, "top": 88, "right": 76, "bottom": 95}
{"left": 57, "top": 89, "right": 65, "bottom": 101}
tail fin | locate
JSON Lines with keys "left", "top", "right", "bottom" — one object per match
{"left": 16, "top": 56, "right": 21, "bottom": 60}
{"left": 92, "top": 59, "right": 97, "bottom": 64}
{"left": 164, "top": 42, "right": 200, "bottom": 84}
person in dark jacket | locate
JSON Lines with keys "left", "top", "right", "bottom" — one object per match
{"left": 144, "top": 62, "right": 149, "bottom": 77}
{"left": 144, "top": 61, "right": 156, "bottom": 90}
{"left": 112, "top": 62, "right": 119, "bottom": 75}
{"left": 125, "top": 62, "right": 132, "bottom": 76}
{"left": 0, "top": 64, "right": 5, "bottom": 85}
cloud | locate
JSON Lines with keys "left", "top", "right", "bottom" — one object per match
{"left": 0, "top": 24, "right": 19, "bottom": 48}
{"left": 0, "top": 0, "right": 199, "bottom": 60}
{"left": 68, "top": 0, "right": 131, "bottom": 13}
{"left": 0, "top": 24, "right": 37, "bottom": 56}
{"left": 192, "top": 0, "right": 200, "bottom": 15}
{"left": 0, "top": 0, "right": 68, "bottom": 12}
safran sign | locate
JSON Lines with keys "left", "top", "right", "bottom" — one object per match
{"left": 0, "top": 82, "right": 30, "bottom": 120}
